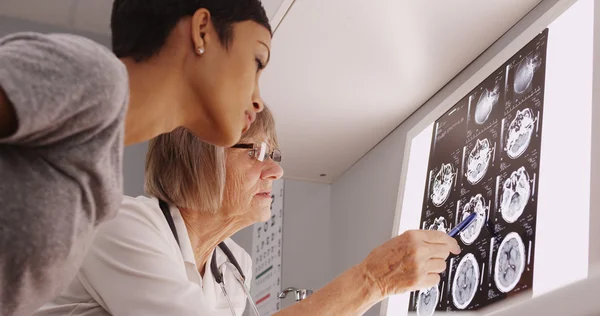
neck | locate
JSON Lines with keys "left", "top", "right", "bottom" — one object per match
{"left": 121, "top": 57, "right": 192, "bottom": 145}
{"left": 179, "top": 208, "right": 250, "bottom": 276}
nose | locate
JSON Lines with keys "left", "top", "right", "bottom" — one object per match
{"left": 261, "top": 158, "right": 284, "bottom": 180}
{"left": 252, "top": 82, "right": 265, "bottom": 113}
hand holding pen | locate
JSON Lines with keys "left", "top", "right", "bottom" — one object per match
{"left": 359, "top": 229, "right": 461, "bottom": 297}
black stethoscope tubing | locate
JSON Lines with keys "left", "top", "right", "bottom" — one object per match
{"left": 158, "top": 199, "right": 246, "bottom": 285}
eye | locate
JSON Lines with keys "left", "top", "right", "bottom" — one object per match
{"left": 256, "top": 58, "right": 265, "bottom": 72}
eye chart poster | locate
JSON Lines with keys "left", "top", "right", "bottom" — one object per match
{"left": 408, "top": 29, "right": 548, "bottom": 315}
{"left": 250, "top": 179, "right": 284, "bottom": 315}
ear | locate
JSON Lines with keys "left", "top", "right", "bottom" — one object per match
{"left": 191, "top": 8, "right": 212, "bottom": 54}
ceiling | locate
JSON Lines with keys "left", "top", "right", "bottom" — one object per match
{"left": 262, "top": 0, "right": 542, "bottom": 183}
{"left": 0, "top": 0, "right": 290, "bottom": 35}
{"left": 0, "top": 0, "right": 542, "bottom": 183}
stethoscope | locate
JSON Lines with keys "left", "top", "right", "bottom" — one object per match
{"left": 158, "top": 200, "right": 261, "bottom": 316}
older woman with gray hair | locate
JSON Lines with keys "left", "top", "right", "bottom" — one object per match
{"left": 36, "top": 107, "right": 459, "bottom": 316}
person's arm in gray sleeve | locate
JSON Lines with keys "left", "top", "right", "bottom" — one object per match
{"left": 0, "top": 32, "right": 128, "bottom": 316}
{"left": 0, "top": 32, "right": 128, "bottom": 146}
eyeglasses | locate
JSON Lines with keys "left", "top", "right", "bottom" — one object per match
{"left": 231, "top": 141, "right": 282, "bottom": 163}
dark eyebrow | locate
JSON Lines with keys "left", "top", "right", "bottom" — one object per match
{"left": 258, "top": 41, "right": 271, "bottom": 65}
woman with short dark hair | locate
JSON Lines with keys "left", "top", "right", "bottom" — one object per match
{"left": 0, "top": 1, "right": 273, "bottom": 314}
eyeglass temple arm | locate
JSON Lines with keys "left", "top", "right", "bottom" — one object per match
{"left": 231, "top": 144, "right": 254, "bottom": 149}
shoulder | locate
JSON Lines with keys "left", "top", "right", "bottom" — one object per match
{"left": 113, "top": 195, "right": 164, "bottom": 224}
{"left": 120, "top": 195, "right": 161, "bottom": 214}
{"left": 0, "top": 32, "right": 126, "bottom": 85}
{"left": 0, "top": 32, "right": 128, "bottom": 126}
{"left": 97, "top": 195, "right": 170, "bottom": 240}
{"left": 87, "top": 195, "right": 182, "bottom": 273}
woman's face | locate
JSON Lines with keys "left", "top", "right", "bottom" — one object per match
{"left": 184, "top": 11, "right": 272, "bottom": 147}
{"left": 222, "top": 134, "right": 284, "bottom": 223}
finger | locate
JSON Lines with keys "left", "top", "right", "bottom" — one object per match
{"left": 426, "top": 258, "right": 448, "bottom": 274}
{"left": 422, "top": 231, "right": 460, "bottom": 254}
{"left": 426, "top": 243, "right": 452, "bottom": 260}
{"left": 422, "top": 230, "right": 453, "bottom": 244}
{"left": 449, "top": 239, "right": 461, "bottom": 255}
{"left": 424, "top": 238, "right": 461, "bottom": 256}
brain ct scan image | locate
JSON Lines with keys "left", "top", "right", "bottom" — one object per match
{"left": 416, "top": 286, "right": 439, "bottom": 316}
{"left": 494, "top": 232, "right": 526, "bottom": 293}
{"left": 408, "top": 29, "right": 547, "bottom": 315}
{"left": 500, "top": 167, "right": 531, "bottom": 223}
{"left": 459, "top": 194, "right": 488, "bottom": 245}
{"left": 431, "top": 163, "right": 456, "bottom": 207}
{"left": 452, "top": 253, "right": 480, "bottom": 309}
{"left": 506, "top": 108, "right": 536, "bottom": 159}
{"left": 514, "top": 53, "right": 542, "bottom": 95}
{"left": 428, "top": 216, "right": 449, "bottom": 233}
{"left": 474, "top": 84, "right": 501, "bottom": 125}
{"left": 466, "top": 138, "right": 493, "bottom": 185}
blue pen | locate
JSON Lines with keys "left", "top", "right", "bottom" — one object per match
{"left": 448, "top": 212, "right": 478, "bottom": 238}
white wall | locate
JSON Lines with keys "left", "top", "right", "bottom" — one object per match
{"left": 589, "top": 0, "right": 600, "bottom": 269}
{"left": 278, "top": 179, "right": 331, "bottom": 308}
{"left": 330, "top": 126, "right": 406, "bottom": 315}
{"left": 122, "top": 141, "right": 149, "bottom": 196}
{"left": 329, "top": 132, "right": 405, "bottom": 276}
{"left": 0, "top": 15, "right": 108, "bottom": 44}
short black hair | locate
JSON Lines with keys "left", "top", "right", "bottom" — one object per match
{"left": 111, "top": 0, "right": 272, "bottom": 62}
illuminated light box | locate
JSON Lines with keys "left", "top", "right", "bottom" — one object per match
{"left": 385, "top": 0, "right": 594, "bottom": 315}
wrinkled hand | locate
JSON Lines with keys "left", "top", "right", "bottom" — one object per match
{"left": 359, "top": 230, "right": 460, "bottom": 298}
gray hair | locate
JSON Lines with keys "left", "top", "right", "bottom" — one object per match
{"left": 144, "top": 106, "right": 278, "bottom": 213}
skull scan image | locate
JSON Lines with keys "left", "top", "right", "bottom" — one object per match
{"left": 428, "top": 216, "right": 449, "bottom": 233}
{"left": 494, "top": 232, "right": 526, "bottom": 293}
{"left": 506, "top": 108, "right": 536, "bottom": 159}
{"left": 431, "top": 163, "right": 456, "bottom": 207}
{"left": 514, "top": 54, "right": 542, "bottom": 95}
{"left": 474, "top": 83, "right": 500, "bottom": 125}
{"left": 459, "top": 194, "right": 487, "bottom": 245}
{"left": 500, "top": 167, "right": 531, "bottom": 223}
{"left": 466, "top": 138, "right": 493, "bottom": 185}
{"left": 416, "top": 285, "right": 439, "bottom": 316}
{"left": 452, "top": 253, "right": 480, "bottom": 310}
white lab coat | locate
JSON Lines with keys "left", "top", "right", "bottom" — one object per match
{"left": 34, "top": 195, "right": 253, "bottom": 316}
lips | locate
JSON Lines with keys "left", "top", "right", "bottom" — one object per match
{"left": 255, "top": 191, "right": 272, "bottom": 198}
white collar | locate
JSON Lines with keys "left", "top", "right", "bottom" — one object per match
{"left": 167, "top": 203, "right": 248, "bottom": 311}
{"left": 168, "top": 204, "right": 243, "bottom": 284}
{"left": 168, "top": 205, "right": 234, "bottom": 269}
{"left": 169, "top": 204, "right": 197, "bottom": 266}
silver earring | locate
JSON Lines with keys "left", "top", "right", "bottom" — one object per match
{"left": 197, "top": 47, "right": 205, "bottom": 55}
